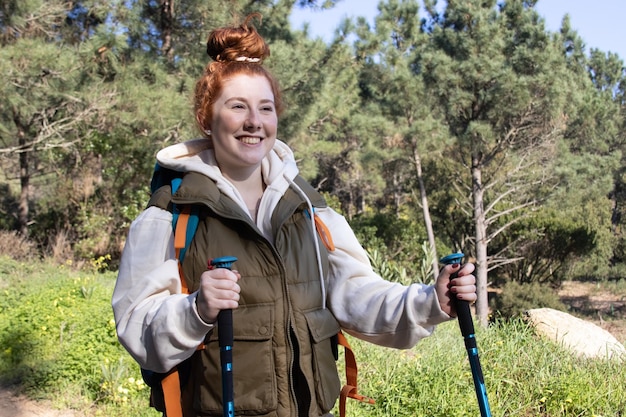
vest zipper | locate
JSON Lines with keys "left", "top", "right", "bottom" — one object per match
{"left": 280, "top": 254, "right": 301, "bottom": 415}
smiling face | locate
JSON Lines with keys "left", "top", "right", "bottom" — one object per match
{"left": 209, "top": 74, "right": 278, "bottom": 180}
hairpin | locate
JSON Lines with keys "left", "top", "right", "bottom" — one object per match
{"left": 235, "top": 56, "right": 261, "bottom": 63}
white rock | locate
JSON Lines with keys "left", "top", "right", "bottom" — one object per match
{"left": 524, "top": 308, "right": 625, "bottom": 360}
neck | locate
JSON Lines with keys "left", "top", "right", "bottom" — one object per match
{"left": 223, "top": 165, "right": 262, "bottom": 190}
{"left": 223, "top": 166, "right": 265, "bottom": 216}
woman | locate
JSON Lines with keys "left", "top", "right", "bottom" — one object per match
{"left": 112, "top": 14, "right": 477, "bottom": 417}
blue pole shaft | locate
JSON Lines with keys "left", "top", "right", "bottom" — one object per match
{"left": 210, "top": 256, "right": 238, "bottom": 417}
{"left": 440, "top": 253, "right": 492, "bottom": 417}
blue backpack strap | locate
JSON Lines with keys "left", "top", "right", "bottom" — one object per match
{"left": 171, "top": 177, "right": 183, "bottom": 233}
{"left": 175, "top": 206, "right": 199, "bottom": 262}
{"left": 169, "top": 176, "right": 200, "bottom": 263}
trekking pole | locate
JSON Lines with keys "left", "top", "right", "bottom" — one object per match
{"left": 440, "top": 252, "right": 492, "bottom": 417}
{"left": 209, "top": 256, "right": 238, "bottom": 417}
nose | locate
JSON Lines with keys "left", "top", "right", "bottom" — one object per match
{"left": 244, "top": 109, "right": 261, "bottom": 131}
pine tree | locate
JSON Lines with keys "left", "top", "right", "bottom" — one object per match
{"left": 0, "top": 0, "right": 116, "bottom": 237}
{"left": 420, "top": 0, "right": 574, "bottom": 324}
{"left": 353, "top": 0, "right": 445, "bottom": 279}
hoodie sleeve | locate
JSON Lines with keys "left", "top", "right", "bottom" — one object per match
{"left": 112, "top": 206, "right": 213, "bottom": 373}
{"left": 317, "top": 207, "right": 451, "bottom": 349}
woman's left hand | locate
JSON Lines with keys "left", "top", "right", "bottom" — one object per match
{"left": 435, "top": 262, "right": 477, "bottom": 317}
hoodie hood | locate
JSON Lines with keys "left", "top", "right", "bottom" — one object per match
{"left": 155, "top": 138, "right": 300, "bottom": 240}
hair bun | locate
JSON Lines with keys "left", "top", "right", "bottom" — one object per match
{"left": 206, "top": 14, "right": 270, "bottom": 63}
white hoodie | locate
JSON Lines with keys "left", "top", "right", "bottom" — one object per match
{"left": 112, "top": 138, "right": 451, "bottom": 373}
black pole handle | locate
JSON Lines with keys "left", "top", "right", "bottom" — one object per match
{"left": 209, "top": 256, "right": 238, "bottom": 417}
{"left": 440, "top": 253, "right": 476, "bottom": 339}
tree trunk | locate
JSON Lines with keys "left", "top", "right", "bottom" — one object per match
{"left": 413, "top": 145, "right": 439, "bottom": 280}
{"left": 17, "top": 128, "right": 29, "bottom": 237}
{"left": 471, "top": 158, "right": 489, "bottom": 327}
{"left": 160, "top": 0, "right": 174, "bottom": 61}
{"left": 392, "top": 169, "right": 402, "bottom": 215}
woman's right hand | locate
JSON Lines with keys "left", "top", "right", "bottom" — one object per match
{"left": 195, "top": 268, "right": 241, "bottom": 323}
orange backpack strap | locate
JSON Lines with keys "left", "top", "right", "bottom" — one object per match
{"left": 337, "top": 331, "right": 375, "bottom": 417}
{"left": 161, "top": 369, "right": 183, "bottom": 417}
{"left": 314, "top": 213, "right": 335, "bottom": 252}
{"left": 160, "top": 206, "right": 192, "bottom": 417}
{"left": 174, "top": 206, "right": 191, "bottom": 294}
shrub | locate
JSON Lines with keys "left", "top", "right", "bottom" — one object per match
{"left": 0, "top": 256, "right": 155, "bottom": 416}
{"left": 368, "top": 241, "right": 436, "bottom": 285}
{"left": 490, "top": 281, "right": 566, "bottom": 319}
{"left": 350, "top": 211, "right": 428, "bottom": 272}
{"left": 0, "top": 231, "right": 38, "bottom": 260}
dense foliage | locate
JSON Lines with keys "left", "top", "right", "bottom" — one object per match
{"left": 2, "top": 0, "right": 626, "bottom": 323}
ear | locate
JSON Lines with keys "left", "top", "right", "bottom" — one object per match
{"left": 196, "top": 114, "right": 211, "bottom": 137}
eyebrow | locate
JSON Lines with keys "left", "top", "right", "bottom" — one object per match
{"left": 225, "top": 97, "right": 275, "bottom": 107}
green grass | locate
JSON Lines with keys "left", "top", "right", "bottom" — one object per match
{"left": 1, "top": 256, "right": 624, "bottom": 416}
{"left": 0, "top": 257, "right": 158, "bottom": 416}
{"left": 337, "top": 320, "right": 625, "bottom": 417}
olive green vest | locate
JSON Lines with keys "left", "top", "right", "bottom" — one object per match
{"left": 149, "top": 171, "right": 341, "bottom": 416}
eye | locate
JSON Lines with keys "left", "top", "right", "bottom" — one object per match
{"left": 260, "top": 105, "right": 275, "bottom": 113}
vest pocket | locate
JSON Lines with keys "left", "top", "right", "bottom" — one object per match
{"left": 193, "top": 303, "right": 277, "bottom": 415}
{"left": 303, "top": 308, "right": 342, "bottom": 412}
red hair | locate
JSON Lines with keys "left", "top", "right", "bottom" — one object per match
{"left": 194, "top": 14, "right": 284, "bottom": 135}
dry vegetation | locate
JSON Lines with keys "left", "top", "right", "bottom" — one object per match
{"left": 558, "top": 280, "right": 626, "bottom": 343}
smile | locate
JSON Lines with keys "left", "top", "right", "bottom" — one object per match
{"left": 238, "top": 136, "right": 262, "bottom": 144}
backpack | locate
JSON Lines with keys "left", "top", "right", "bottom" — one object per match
{"left": 142, "top": 163, "right": 374, "bottom": 417}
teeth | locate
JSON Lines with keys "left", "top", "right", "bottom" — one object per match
{"left": 239, "top": 137, "right": 261, "bottom": 144}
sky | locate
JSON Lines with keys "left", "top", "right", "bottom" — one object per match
{"left": 289, "top": 0, "right": 626, "bottom": 60}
